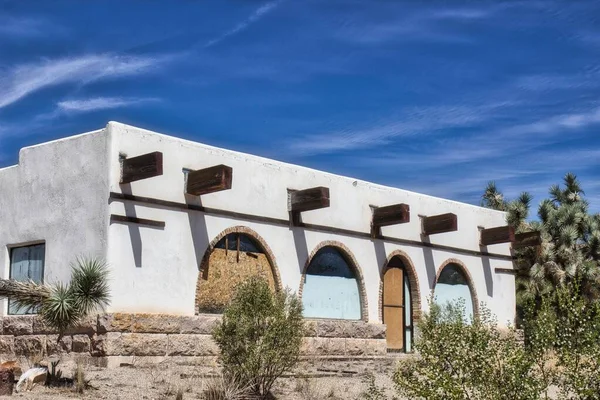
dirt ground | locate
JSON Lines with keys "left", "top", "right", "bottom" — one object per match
{"left": 7, "top": 357, "right": 401, "bottom": 400}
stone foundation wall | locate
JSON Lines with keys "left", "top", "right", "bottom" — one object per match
{"left": 0, "top": 314, "right": 386, "bottom": 361}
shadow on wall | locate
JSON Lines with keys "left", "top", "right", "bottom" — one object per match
{"left": 115, "top": 185, "right": 170, "bottom": 268}
{"left": 373, "top": 239, "right": 387, "bottom": 278}
{"left": 480, "top": 254, "right": 494, "bottom": 297}
{"left": 186, "top": 194, "right": 210, "bottom": 275}
{"left": 421, "top": 236, "right": 437, "bottom": 290}
{"left": 292, "top": 227, "right": 309, "bottom": 275}
{"left": 120, "top": 184, "right": 142, "bottom": 268}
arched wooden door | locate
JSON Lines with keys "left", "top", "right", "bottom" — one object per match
{"left": 383, "top": 257, "right": 413, "bottom": 352}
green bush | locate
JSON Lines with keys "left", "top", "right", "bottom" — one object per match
{"left": 394, "top": 299, "right": 544, "bottom": 400}
{"left": 523, "top": 282, "right": 600, "bottom": 399}
{"left": 212, "top": 276, "right": 305, "bottom": 399}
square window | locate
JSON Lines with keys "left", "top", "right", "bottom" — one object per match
{"left": 8, "top": 243, "right": 45, "bottom": 315}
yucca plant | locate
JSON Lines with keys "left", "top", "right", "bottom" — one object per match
{"left": 0, "top": 257, "right": 110, "bottom": 334}
{"left": 481, "top": 173, "right": 600, "bottom": 319}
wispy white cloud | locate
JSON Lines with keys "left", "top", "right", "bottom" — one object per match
{"left": 0, "top": 16, "right": 62, "bottom": 37}
{"left": 204, "top": 0, "right": 282, "bottom": 48}
{"left": 0, "top": 54, "right": 168, "bottom": 110}
{"left": 57, "top": 97, "right": 159, "bottom": 113}
{"left": 288, "top": 103, "right": 509, "bottom": 156}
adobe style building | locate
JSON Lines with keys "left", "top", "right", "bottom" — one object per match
{"left": 0, "top": 122, "right": 521, "bottom": 359}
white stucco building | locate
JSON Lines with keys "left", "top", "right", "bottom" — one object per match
{"left": 0, "top": 122, "right": 517, "bottom": 353}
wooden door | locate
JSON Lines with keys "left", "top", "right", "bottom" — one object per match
{"left": 383, "top": 267, "right": 404, "bottom": 350}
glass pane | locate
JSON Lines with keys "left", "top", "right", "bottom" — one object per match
{"left": 214, "top": 234, "right": 263, "bottom": 253}
{"left": 9, "top": 244, "right": 45, "bottom": 315}
{"left": 302, "top": 247, "right": 361, "bottom": 320}
{"left": 405, "top": 328, "right": 412, "bottom": 352}
{"left": 434, "top": 263, "right": 473, "bottom": 322}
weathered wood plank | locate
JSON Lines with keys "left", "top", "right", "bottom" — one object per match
{"left": 289, "top": 187, "right": 330, "bottom": 213}
{"left": 186, "top": 165, "right": 233, "bottom": 196}
{"left": 480, "top": 225, "right": 515, "bottom": 246}
{"left": 422, "top": 213, "right": 458, "bottom": 236}
{"left": 109, "top": 214, "right": 165, "bottom": 228}
{"left": 120, "top": 152, "right": 163, "bottom": 184}
{"left": 371, "top": 203, "right": 410, "bottom": 237}
{"left": 373, "top": 204, "right": 410, "bottom": 227}
{"left": 513, "top": 231, "right": 542, "bottom": 249}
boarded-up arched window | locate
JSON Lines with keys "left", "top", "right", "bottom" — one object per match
{"left": 197, "top": 233, "right": 276, "bottom": 313}
{"left": 434, "top": 263, "right": 474, "bottom": 321}
{"left": 302, "top": 246, "right": 361, "bottom": 320}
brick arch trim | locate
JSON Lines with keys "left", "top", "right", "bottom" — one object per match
{"left": 196, "top": 226, "right": 283, "bottom": 312}
{"left": 378, "top": 250, "right": 422, "bottom": 323}
{"left": 433, "top": 258, "right": 480, "bottom": 317}
{"left": 298, "top": 241, "right": 369, "bottom": 322}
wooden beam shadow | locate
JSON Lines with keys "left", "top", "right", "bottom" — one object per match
{"left": 110, "top": 214, "right": 165, "bottom": 229}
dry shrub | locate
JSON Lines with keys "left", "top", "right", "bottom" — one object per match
{"left": 213, "top": 277, "right": 304, "bottom": 398}
{"left": 203, "top": 374, "right": 250, "bottom": 400}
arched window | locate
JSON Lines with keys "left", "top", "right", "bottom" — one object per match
{"left": 434, "top": 263, "right": 474, "bottom": 321}
{"left": 382, "top": 256, "right": 413, "bottom": 352}
{"left": 302, "top": 246, "right": 361, "bottom": 320}
{"left": 197, "top": 232, "right": 276, "bottom": 313}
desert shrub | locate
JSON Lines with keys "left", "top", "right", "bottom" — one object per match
{"left": 212, "top": 276, "right": 305, "bottom": 399}
{"left": 524, "top": 282, "right": 600, "bottom": 399}
{"left": 394, "top": 299, "right": 544, "bottom": 400}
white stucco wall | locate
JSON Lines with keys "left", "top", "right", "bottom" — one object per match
{"left": 0, "top": 130, "right": 110, "bottom": 316}
{"left": 103, "top": 122, "right": 516, "bottom": 326}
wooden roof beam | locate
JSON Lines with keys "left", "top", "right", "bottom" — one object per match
{"left": 186, "top": 164, "right": 233, "bottom": 196}
{"left": 288, "top": 186, "right": 330, "bottom": 227}
{"left": 480, "top": 225, "right": 515, "bottom": 246}
{"left": 422, "top": 213, "right": 458, "bottom": 236}
{"left": 513, "top": 231, "right": 542, "bottom": 249}
{"left": 120, "top": 152, "right": 163, "bottom": 184}
{"left": 371, "top": 203, "right": 410, "bottom": 238}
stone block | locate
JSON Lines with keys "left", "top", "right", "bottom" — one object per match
{"left": 0, "top": 336, "right": 15, "bottom": 357}
{"left": 345, "top": 338, "right": 368, "bottom": 356}
{"left": 119, "top": 333, "right": 168, "bottom": 356}
{"left": 303, "top": 320, "right": 318, "bottom": 337}
{"left": 325, "top": 338, "right": 346, "bottom": 355}
{"left": 167, "top": 334, "right": 219, "bottom": 356}
{"left": 33, "top": 316, "right": 96, "bottom": 335}
{"left": 180, "top": 315, "right": 221, "bottom": 334}
{"left": 365, "top": 339, "right": 387, "bottom": 356}
{"left": 71, "top": 335, "right": 91, "bottom": 353}
{"left": 316, "top": 320, "right": 348, "bottom": 338}
{"left": 132, "top": 314, "right": 185, "bottom": 334}
{"left": 97, "top": 313, "right": 135, "bottom": 333}
{"left": 46, "top": 335, "right": 72, "bottom": 355}
{"left": 365, "top": 324, "right": 386, "bottom": 339}
{"left": 90, "top": 334, "right": 108, "bottom": 357}
{"left": 3, "top": 316, "right": 34, "bottom": 335}
{"left": 14, "top": 336, "right": 46, "bottom": 357}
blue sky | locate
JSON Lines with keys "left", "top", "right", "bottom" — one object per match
{"left": 1, "top": 0, "right": 599, "bottom": 212}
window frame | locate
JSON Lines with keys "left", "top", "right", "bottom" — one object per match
{"left": 7, "top": 242, "right": 46, "bottom": 315}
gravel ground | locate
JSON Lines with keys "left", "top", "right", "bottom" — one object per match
{"left": 7, "top": 357, "right": 400, "bottom": 400}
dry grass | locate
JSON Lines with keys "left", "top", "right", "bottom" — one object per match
{"left": 202, "top": 374, "right": 252, "bottom": 400}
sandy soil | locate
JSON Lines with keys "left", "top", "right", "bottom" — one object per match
{"left": 7, "top": 357, "right": 400, "bottom": 400}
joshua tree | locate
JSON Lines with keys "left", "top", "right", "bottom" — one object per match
{"left": 0, "top": 257, "right": 110, "bottom": 334}
{"left": 482, "top": 173, "right": 600, "bottom": 310}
